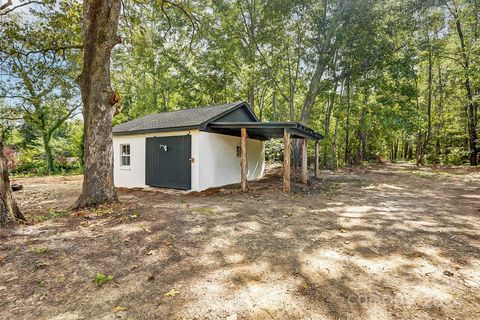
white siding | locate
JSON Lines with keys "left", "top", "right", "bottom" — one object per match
{"left": 113, "top": 130, "right": 265, "bottom": 191}
{"left": 197, "top": 131, "right": 265, "bottom": 191}
{"left": 113, "top": 130, "right": 201, "bottom": 190}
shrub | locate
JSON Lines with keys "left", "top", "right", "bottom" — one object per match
{"left": 12, "top": 147, "right": 47, "bottom": 175}
{"left": 444, "top": 147, "right": 469, "bottom": 165}
{"left": 265, "top": 139, "right": 284, "bottom": 163}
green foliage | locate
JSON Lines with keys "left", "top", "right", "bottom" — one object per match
{"left": 92, "top": 273, "right": 114, "bottom": 286}
{"left": 444, "top": 147, "right": 470, "bottom": 165}
{"left": 36, "top": 210, "right": 72, "bottom": 222}
{"left": 265, "top": 139, "right": 284, "bottom": 163}
{"left": 0, "top": 0, "right": 82, "bottom": 174}
{"left": 2, "top": 0, "right": 479, "bottom": 175}
{"left": 13, "top": 147, "right": 48, "bottom": 175}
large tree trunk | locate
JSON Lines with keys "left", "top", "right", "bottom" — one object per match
{"left": 0, "top": 140, "right": 26, "bottom": 226}
{"left": 73, "top": 0, "right": 121, "bottom": 209}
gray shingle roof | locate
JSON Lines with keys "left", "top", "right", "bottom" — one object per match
{"left": 113, "top": 101, "right": 247, "bottom": 135}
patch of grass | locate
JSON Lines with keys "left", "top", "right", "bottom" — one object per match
{"left": 37, "top": 210, "right": 71, "bottom": 222}
{"left": 88, "top": 207, "right": 114, "bottom": 216}
{"left": 413, "top": 171, "right": 437, "bottom": 178}
{"left": 92, "top": 273, "right": 113, "bottom": 286}
{"left": 33, "top": 247, "right": 49, "bottom": 254}
{"left": 192, "top": 207, "right": 216, "bottom": 215}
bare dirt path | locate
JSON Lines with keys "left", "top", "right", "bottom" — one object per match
{"left": 1, "top": 164, "right": 479, "bottom": 319}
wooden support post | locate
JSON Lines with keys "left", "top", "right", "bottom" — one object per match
{"left": 283, "top": 128, "right": 291, "bottom": 192}
{"left": 301, "top": 139, "right": 308, "bottom": 184}
{"left": 314, "top": 141, "right": 319, "bottom": 178}
{"left": 241, "top": 128, "right": 248, "bottom": 191}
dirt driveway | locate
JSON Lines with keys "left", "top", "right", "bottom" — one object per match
{"left": 1, "top": 164, "right": 479, "bottom": 319}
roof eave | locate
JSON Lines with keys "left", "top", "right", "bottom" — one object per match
{"left": 112, "top": 125, "right": 200, "bottom": 136}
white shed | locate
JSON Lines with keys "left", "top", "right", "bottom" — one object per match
{"left": 112, "top": 101, "right": 323, "bottom": 192}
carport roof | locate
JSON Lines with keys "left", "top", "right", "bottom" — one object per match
{"left": 207, "top": 122, "right": 324, "bottom": 141}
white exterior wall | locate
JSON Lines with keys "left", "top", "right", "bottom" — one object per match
{"left": 113, "top": 130, "right": 265, "bottom": 191}
{"left": 197, "top": 131, "right": 265, "bottom": 191}
{"left": 113, "top": 130, "right": 201, "bottom": 191}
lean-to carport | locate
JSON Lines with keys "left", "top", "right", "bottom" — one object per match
{"left": 206, "top": 122, "right": 324, "bottom": 192}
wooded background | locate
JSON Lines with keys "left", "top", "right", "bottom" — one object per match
{"left": 1, "top": 0, "right": 479, "bottom": 175}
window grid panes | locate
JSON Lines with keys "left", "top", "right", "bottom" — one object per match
{"left": 121, "top": 144, "right": 130, "bottom": 166}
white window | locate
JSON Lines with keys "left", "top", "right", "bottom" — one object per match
{"left": 120, "top": 144, "right": 130, "bottom": 167}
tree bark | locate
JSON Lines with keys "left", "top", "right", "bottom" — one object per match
{"left": 344, "top": 79, "right": 351, "bottom": 164}
{"left": 423, "top": 33, "right": 433, "bottom": 156}
{"left": 0, "top": 140, "right": 25, "bottom": 226}
{"left": 331, "top": 115, "right": 339, "bottom": 171}
{"left": 240, "top": 128, "right": 248, "bottom": 191}
{"left": 301, "top": 139, "right": 307, "bottom": 184}
{"left": 283, "top": 129, "right": 290, "bottom": 192}
{"left": 323, "top": 82, "right": 338, "bottom": 169}
{"left": 452, "top": 6, "right": 478, "bottom": 166}
{"left": 73, "top": 0, "right": 121, "bottom": 209}
{"left": 299, "top": 0, "right": 344, "bottom": 124}
{"left": 43, "top": 134, "right": 54, "bottom": 174}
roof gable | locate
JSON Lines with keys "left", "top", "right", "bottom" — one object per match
{"left": 113, "top": 101, "right": 258, "bottom": 135}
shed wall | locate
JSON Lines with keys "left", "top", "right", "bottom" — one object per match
{"left": 113, "top": 130, "right": 265, "bottom": 191}
{"left": 113, "top": 130, "right": 200, "bottom": 190}
{"left": 197, "top": 131, "right": 265, "bottom": 191}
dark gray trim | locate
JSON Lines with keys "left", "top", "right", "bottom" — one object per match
{"left": 207, "top": 122, "right": 324, "bottom": 141}
{"left": 199, "top": 102, "right": 259, "bottom": 130}
{"left": 113, "top": 125, "right": 199, "bottom": 136}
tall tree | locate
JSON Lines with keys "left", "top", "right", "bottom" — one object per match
{"left": 0, "top": 0, "right": 82, "bottom": 173}
{"left": 448, "top": 1, "right": 478, "bottom": 165}
{"left": 73, "top": 0, "right": 122, "bottom": 209}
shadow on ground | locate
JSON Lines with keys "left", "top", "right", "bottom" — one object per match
{"left": 1, "top": 164, "right": 479, "bottom": 319}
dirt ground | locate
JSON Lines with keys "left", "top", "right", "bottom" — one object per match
{"left": 1, "top": 164, "right": 479, "bottom": 320}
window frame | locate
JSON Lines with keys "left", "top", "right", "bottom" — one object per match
{"left": 120, "top": 144, "right": 131, "bottom": 168}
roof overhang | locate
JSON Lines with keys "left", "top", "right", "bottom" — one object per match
{"left": 206, "top": 122, "right": 324, "bottom": 141}
{"left": 112, "top": 125, "right": 200, "bottom": 136}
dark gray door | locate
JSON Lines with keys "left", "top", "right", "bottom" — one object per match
{"left": 145, "top": 135, "right": 191, "bottom": 189}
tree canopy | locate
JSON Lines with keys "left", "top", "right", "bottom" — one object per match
{"left": 1, "top": 0, "right": 479, "bottom": 171}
